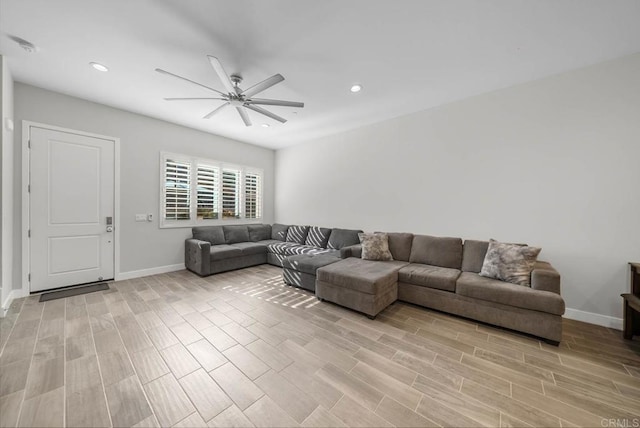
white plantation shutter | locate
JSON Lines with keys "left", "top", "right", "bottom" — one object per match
{"left": 196, "top": 164, "right": 219, "bottom": 219}
{"left": 245, "top": 172, "right": 262, "bottom": 219}
{"left": 163, "top": 159, "right": 191, "bottom": 221}
{"left": 222, "top": 168, "right": 241, "bottom": 219}
{"left": 160, "top": 153, "right": 264, "bottom": 227}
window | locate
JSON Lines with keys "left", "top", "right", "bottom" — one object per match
{"left": 160, "top": 152, "right": 263, "bottom": 227}
{"left": 245, "top": 172, "right": 261, "bottom": 219}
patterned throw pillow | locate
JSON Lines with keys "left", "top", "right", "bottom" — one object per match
{"left": 479, "top": 239, "right": 541, "bottom": 286}
{"left": 358, "top": 233, "right": 393, "bottom": 261}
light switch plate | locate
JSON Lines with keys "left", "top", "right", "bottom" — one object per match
{"left": 135, "top": 214, "right": 146, "bottom": 222}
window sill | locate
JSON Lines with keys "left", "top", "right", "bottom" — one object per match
{"left": 159, "top": 219, "right": 264, "bottom": 229}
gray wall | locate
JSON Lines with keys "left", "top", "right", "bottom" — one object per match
{"left": 13, "top": 83, "right": 275, "bottom": 280}
{"left": 275, "top": 53, "right": 640, "bottom": 325}
{"left": 1, "top": 55, "right": 15, "bottom": 311}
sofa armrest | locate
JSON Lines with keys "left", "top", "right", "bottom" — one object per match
{"left": 531, "top": 261, "right": 561, "bottom": 294}
{"left": 340, "top": 244, "right": 362, "bottom": 259}
{"left": 185, "top": 239, "right": 211, "bottom": 276}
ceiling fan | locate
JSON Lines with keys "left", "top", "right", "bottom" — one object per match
{"left": 155, "top": 56, "right": 304, "bottom": 126}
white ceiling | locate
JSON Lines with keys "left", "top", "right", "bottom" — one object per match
{"left": 2, "top": 0, "right": 640, "bottom": 150}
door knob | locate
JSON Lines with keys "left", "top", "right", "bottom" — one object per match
{"left": 106, "top": 226, "right": 113, "bottom": 232}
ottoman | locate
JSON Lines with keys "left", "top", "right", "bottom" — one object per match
{"left": 282, "top": 253, "right": 341, "bottom": 292}
{"left": 316, "top": 258, "right": 408, "bottom": 319}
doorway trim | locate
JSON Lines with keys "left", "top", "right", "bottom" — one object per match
{"left": 21, "top": 121, "right": 121, "bottom": 295}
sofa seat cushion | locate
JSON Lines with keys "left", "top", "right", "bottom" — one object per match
{"left": 267, "top": 242, "right": 298, "bottom": 254}
{"left": 230, "top": 242, "right": 268, "bottom": 256}
{"left": 282, "top": 254, "right": 341, "bottom": 276}
{"left": 456, "top": 272, "right": 565, "bottom": 315}
{"left": 317, "top": 258, "right": 408, "bottom": 295}
{"left": 210, "top": 245, "right": 243, "bottom": 261}
{"left": 399, "top": 264, "right": 461, "bottom": 292}
{"left": 282, "top": 244, "right": 329, "bottom": 256}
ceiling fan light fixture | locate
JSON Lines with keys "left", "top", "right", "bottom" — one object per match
{"left": 90, "top": 62, "right": 109, "bottom": 72}
{"left": 350, "top": 84, "right": 362, "bottom": 93}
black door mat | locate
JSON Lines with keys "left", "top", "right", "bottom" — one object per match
{"left": 39, "top": 282, "right": 110, "bottom": 302}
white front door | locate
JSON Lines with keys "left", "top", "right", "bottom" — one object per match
{"left": 29, "top": 126, "right": 115, "bottom": 292}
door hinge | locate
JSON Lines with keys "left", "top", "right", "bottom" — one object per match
{"left": 28, "top": 229, "right": 31, "bottom": 238}
{"left": 28, "top": 274, "right": 31, "bottom": 282}
{"left": 28, "top": 140, "right": 31, "bottom": 149}
{"left": 28, "top": 184, "right": 30, "bottom": 193}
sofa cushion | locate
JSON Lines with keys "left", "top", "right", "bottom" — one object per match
{"left": 456, "top": 272, "right": 565, "bottom": 315}
{"left": 383, "top": 232, "right": 414, "bottom": 262}
{"left": 409, "top": 235, "right": 463, "bottom": 269}
{"left": 267, "top": 242, "right": 300, "bottom": 255}
{"left": 317, "top": 258, "right": 408, "bottom": 295}
{"left": 327, "top": 228, "right": 363, "bottom": 250}
{"left": 359, "top": 233, "right": 393, "bottom": 261}
{"left": 230, "top": 242, "right": 268, "bottom": 256}
{"left": 282, "top": 254, "right": 341, "bottom": 276}
{"left": 480, "top": 240, "right": 541, "bottom": 286}
{"left": 192, "top": 226, "right": 225, "bottom": 245}
{"left": 223, "top": 225, "right": 250, "bottom": 244}
{"left": 398, "top": 264, "right": 461, "bottom": 292}
{"left": 248, "top": 224, "right": 272, "bottom": 242}
{"left": 209, "top": 245, "right": 243, "bottom": 261}
{"left": 286, "top": 225, "right": 310, "bottom": 244}
{"left": 271, "top": 224, "right": 290, "bottom": 241}
{"left": 462, "top": 240, "right": 490, "bottom": 273}
{"left": 283, "top": 244, "right": 317, "bottom": 256}
{"left": 305, "top": 226, "right": 332, "bottom": 248}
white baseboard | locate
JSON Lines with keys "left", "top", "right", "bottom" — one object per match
{"left": 564, "top": 307, "right": 623, "bottom": 331}
{"left": 117, "top": 263, "right": 185, "bottom": 281}
{"left": 1, "top": 289, "right": 28, "bottom": 318}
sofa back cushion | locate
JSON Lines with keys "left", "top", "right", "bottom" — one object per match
{"left": 192, "top": 226, "right": 225, "bottom": 245}
{"left": 462, "top": 240, "right": 490, "bottom": 273}
{"left": 305, "top": 226, "right": 332, "bottom": 248}
{"left": 286, "top": 225, "right": 310, "bottom": 244}
{"left": 271, "top": 224, "right": 289, "bottom": 241}
{"left": 248, "top": 224, "right": 272, "bottom": 242}
{"left": 376, "top": 232, "right": 414, "bottom": 261}
{"left": 223, "top": 225, "right": 250, "bottom": 244}
{"left": 327, "top": 228, "right": 363, "bottom": 250}
{"left": 409, "top": 234, "right": 463, "bottom": 269}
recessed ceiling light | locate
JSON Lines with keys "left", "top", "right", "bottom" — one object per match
{"left": 350, "top": 84, "right": 362, "bottom": 93}
{"left": 90, "top": 62, "right": 109, "bottom": 72}
{"left": 261, "top": 123, "right": 270, "bottom": 128}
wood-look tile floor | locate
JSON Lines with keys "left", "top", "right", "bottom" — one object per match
{"left": 1, "top": 265, "right": 639, "bottom": 427}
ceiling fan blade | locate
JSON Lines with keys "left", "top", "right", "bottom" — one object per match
{"left": 155, "top": 68, "right": 226, "bottom": 96}
{"left": 236, "top": 107, "right": 252, "bottom": 126}
{"left": 203, "top": 102, "right": 230, "bottom": 119}
{"left": 246, "top": 98, "right": 304, "bottom": 108}
{"left": 207, "top": 56, "right": 236, "bottom": 94}
{"left": 241, "top": 74, "right": 284, "bottom": 98}
{"left": 244, "top": 104, "right": 286, "bottom": 123}
{"left": 164, "top": 97, "right": 227, "bottom": 101}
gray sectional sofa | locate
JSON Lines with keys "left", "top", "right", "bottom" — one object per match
{"left": 320, "top": 233, "right": 564, "bottom": 344}
{"left": 184, "top": 223, "right": 361, "bottom": 280}
{"left": 185, "top": 224, "right": 564, "bottom": 344}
